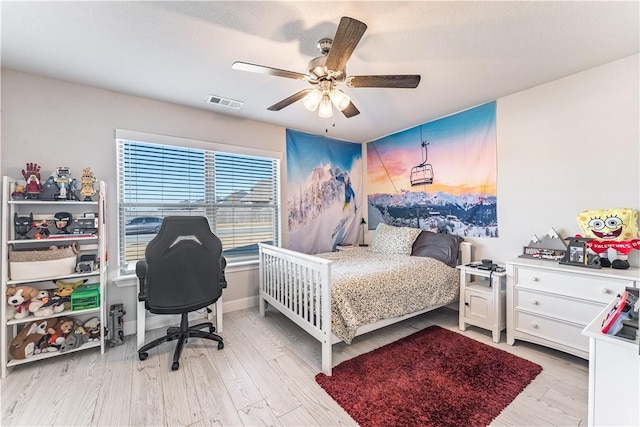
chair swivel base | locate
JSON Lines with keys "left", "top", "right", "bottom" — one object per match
{"left": 138, "top": 312, "right": 224, "bottom": 371}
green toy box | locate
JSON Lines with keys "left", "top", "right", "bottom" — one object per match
{"left": 71, "top": 284, "right": 100, "bottom": 311}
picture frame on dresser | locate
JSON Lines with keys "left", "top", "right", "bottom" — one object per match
{"left": 559, "top": 236, "right": 601, "bottom": 269}
{"left": 569, "top": 244, "right": 584, "bottom": 264}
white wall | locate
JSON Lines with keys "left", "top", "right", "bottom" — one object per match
{"left": 489, "top": 54, "right": 639, "bottom": 265}
{"left": 2, "top": 54, "right": 639, "bottom": 329}
{"left": 1, "top": 69, "right": 286, "bottom": 326}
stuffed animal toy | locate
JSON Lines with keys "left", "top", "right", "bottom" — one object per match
{"left": 12, "top": 334, "right": 45, "bottom": 359}
{"left": 60, "top": 332, "right": 88, "bottom": 353}
{"left": 41, "top": 317, "right": 75, "bottom": 351}
{"left": 9, "top": 318, "right": 57, "bottom": 359}
{"left": 30, "top": 288, "right": 66, "bottom": 317}
{"left": 6, "top": 285, "right": 40, "bottom": 320}
{"left": 577, "top": 208, "right": 640, "bottom": 269}
{"left": 51, "top": 279, "right": 86, "bottom": 310}
{"left": 47, "top": 316, "right": 75, "bottom": 346}
{"left": 84, "top": 317, "right": 101, "bottom": 341}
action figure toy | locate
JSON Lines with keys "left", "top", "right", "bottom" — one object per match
{"left": 14, "top": 213, "right": 33, "bottom": 240}
{"left": 52, "top": 167, "right": 77, "bottom": 200}
{"left": 54, "top": 212, "right": 73, "bottom": 234}
{"left": 22, "top": 163, "right": 43, "bottom": 199}
{"left": 80, "top": 167, "right": 97, "bottom": 201}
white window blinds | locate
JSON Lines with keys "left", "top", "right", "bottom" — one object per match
{"left": 117, "top": 139, "right": 280, "bottom": 273}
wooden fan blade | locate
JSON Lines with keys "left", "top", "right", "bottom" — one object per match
{"left": 325, "top": 17, "right": 367, "bottom": 72}
{"left": 232, "top": 61, "right": 309, "bottom": 81}
{"left": 341, "top": 102, "right": 360, "bottom": 118}
{"left": 267, "top": 89, "right": 313, "bottom": 111}
{"left": 347, "top": 75, "right": 421, "bottom": 88}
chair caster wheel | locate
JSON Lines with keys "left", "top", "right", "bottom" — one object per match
{"left": 209, "top": 326, "right": 215, "bottom": 333}
{"left": 171, "top": 361, "right": 179, "bottom": 371}
{"left": 217, "top": 341, "right": 224, "bottom": 350}
{"left": 139, "top": 352, "right": 148, "bottom": 361}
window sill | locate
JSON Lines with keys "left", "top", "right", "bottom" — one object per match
{"left": 112, "top": 258, "right": 259, "bottom": 288}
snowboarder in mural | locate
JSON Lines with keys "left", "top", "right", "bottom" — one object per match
{"left": 334, "top": 167, "right": 357, "bottom": 211}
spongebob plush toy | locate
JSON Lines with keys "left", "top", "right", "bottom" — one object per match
{"left": 577, "top": 208, "right": 640, "bottom": 269}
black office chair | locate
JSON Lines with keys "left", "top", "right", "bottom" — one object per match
{"left": 136, "top": 216, "right": 226, "bottom": 371}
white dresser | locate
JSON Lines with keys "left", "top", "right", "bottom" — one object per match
{"left": 505, "top": 258, "right": 639, "bottom": 359}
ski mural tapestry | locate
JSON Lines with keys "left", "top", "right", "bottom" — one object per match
{"left": 367, "top": 101, "right": 498, "bottom": 237}
{"left": 287, "top": 129, "right": 363, "bottom": 254}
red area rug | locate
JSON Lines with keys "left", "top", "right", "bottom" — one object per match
{"left": 316, "top": 326, "right": 542, "bottom": 427}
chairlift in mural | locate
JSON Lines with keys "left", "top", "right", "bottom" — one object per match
{"left": 410, "top": 138, "right": 434, "bottom": 186}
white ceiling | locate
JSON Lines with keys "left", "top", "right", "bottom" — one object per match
{"left": 2, "top": 1, "right": 638, "bottom": 142}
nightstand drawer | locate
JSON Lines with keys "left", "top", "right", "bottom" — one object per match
{"left": 514, "top": 310, "right": 588, "bottom": 353}
{"left": 514, "top": 288, "right": 605, "bottom": 325}
{"left": 515, "top": 267, "right": 631, "bottom": 303}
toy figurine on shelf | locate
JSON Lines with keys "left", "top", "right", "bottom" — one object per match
{"left": 80, "top": 167, "right": 97, "bottom": 201}
{"left": 52, "top": 167, "right": 78, "bottom": 200}
{"left": 31, "top": 219, "right": 50, "bottom": 239}
{"left": 14, "top": 213, "right": 33, "bottom": 240}
{"left": 21, "top": 163, "right": 43, "bottom": 199}
{"left": 40, "top": 176, "right": 60, "bottom": 201}
{"left": 11, "top": 181, "right": 26, "bottom": 200}
{"left": 54, "top": 212, "right": 73, "bottom": 234}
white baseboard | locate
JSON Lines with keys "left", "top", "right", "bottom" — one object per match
{"left": 223, "top": 295, "right": 259, "bottom": 313}
{"left": 123, "top": 295, "right": 259, "bottom": 336}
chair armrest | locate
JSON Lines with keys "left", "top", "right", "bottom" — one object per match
{"left": 220, "top": 256, "right": 227, "bottom": 289}
{"left": 136, "top": 260, "right": 148, "bottom": 302}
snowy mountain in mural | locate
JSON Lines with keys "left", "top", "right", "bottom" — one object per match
{"left": 368, "top": 190, "right": 498, "bottom": 237}
{"left": 286, "top": 129, "right": 363, "bottom": 254}
{"left": 366, "top": 101, "right": 498, "bottom": 238}
{"left": 289, "top": 161, "right": 362, "bottom": 253}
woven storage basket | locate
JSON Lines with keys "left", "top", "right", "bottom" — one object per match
{"left": 9, "top": 243, "right": 78, "bottom": 281}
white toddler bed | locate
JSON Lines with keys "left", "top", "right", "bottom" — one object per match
{"left": 258, "top": 229, "right": 472, "bottom": 375}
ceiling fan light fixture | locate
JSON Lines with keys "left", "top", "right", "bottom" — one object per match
{"left": 302, "top": 88, "right": 323, "bottom": 111}
{"left": 232, "top": 17, "right": 419, "bottom": 121}
{"left": 329, "top": 88, "right": 350, "bottom": 111}
{"left": 318, "top": 96, "right": 333, "bottom": 118}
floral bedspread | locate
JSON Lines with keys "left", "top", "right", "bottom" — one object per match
{"left": 316, "top": 248, "right": 459, "bottom": 344}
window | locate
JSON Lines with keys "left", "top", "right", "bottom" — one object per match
{"left": 116, "top": 131, "right": 280, "bottom": 274}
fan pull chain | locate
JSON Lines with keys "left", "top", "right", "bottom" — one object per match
{"left": 324, "top": 116, "right": 336, "bottom": 133}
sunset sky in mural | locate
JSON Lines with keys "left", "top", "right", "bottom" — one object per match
{"left": 367, "top": 101, "right": 497, "bottom": 196}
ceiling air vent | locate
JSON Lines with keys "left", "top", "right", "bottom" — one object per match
{"left": 207, "top": 95, "right": 243, "bottom": 110}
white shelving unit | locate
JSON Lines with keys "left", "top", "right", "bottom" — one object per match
{"left": 1, "top": 176, "right": 107, "bottom": 378}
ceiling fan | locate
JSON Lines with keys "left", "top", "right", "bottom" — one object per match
{"left": 232, "top": 16, "right": 421, "bottom": 119}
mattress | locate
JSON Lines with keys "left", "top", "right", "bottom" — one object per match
{"left": 316, "top": 247, "right": 459, "bottom": 343}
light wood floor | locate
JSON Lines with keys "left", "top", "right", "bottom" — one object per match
{"left": 1, "top": 307, "right": 588, "bottom": 426}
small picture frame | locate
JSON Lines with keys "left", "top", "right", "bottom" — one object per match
{"left": 569, "top": 245, "right": 584, "bottom": 264}
{"left": 559, "top": 237, "right": 601, "bottom": 269}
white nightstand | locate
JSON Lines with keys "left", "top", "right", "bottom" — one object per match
{"left": 457, "top": 264, "right": 507, "bottom": 343}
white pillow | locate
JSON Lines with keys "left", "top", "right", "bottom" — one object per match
{"left": 370, "top": 223, "right": 422, "bottom": 255}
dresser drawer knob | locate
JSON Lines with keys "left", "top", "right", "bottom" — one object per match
{"left": 531, "top": 322, "right": 539, "bottom": 329}
{"left": 531, "top": 277, "right": 539, "bottom": 282}
{"left": 601, "top": 288, "right": 611, "bottom": 294}
{"left": 531, "top": 299, "right": 539, "bottom": 305}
